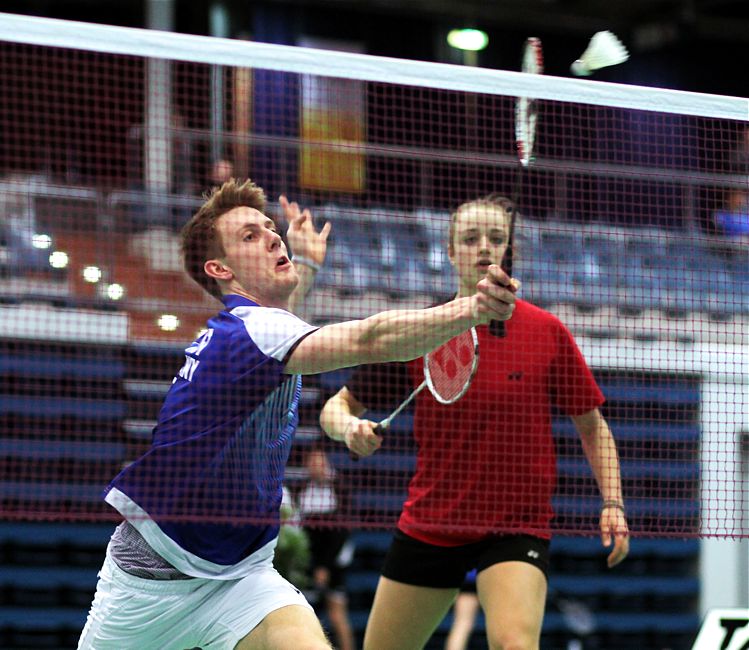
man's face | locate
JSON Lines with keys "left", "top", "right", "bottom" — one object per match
{"left": 210, "top": 206, "right": 298, "bottom": 307}
{"left": 448, "top": 203, "right": 510, "bottom": 296}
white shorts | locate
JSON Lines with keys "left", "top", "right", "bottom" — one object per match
{"left": 77, "top": 549, "right": 313, "bottom": 650}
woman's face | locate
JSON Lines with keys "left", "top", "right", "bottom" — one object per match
{"left": 448, "top": 202, "right": 510, "bottom": 296}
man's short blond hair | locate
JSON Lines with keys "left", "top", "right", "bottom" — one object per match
{"left": 180, "top": 178, "right": 267, "bottom": 299}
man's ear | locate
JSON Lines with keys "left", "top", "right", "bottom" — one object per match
{"left": 204, "top": 259, "right": 234, "bottom": 282}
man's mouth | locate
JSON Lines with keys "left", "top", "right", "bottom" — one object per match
{"left": 277, "top": 255, "right": 290, "bottom": 268}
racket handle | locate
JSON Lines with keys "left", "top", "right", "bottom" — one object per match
{"left": 489, "top": 319, "right": 506, "bottom": 337}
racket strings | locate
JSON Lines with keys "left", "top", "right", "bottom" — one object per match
{"left": 424, "top": 330, "right": 477, "bottom": 403}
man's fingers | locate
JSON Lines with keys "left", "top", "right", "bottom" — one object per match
{"left": 486, "top": 264, "right": 513, "bottom": 288}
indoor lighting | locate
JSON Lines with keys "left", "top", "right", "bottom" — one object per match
{"left": 82, "top": 265, "right": 103, "bottom": 283}
{"left": 447, "top": 28, "right": 489, "bottom": 52}
{"left": 105, "top": 283, "right": 125, "bottom": 301}
{"left": 48, "top": 251, "right": 69, "bottom": 269}
{"left": 32, "top": 233, "right": 52, "bottom": 249}
{"left": 158, "top": 314, "right": 180, "bottom": 331}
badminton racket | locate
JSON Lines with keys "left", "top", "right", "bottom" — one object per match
{"left": 490, "top": 36, "right": 543, "bottom": 337}
{"left": 350, "top": 327, "right": 479, "bottom": 459}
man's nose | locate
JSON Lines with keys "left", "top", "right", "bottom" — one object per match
{"left": 268, "top": 230, "right": 282, "bottom": 249}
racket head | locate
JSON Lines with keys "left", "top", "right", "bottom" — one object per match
{"left": 516, "top": 37, "right": 543, "bottom": 168}
{"left": 423, "top": 327, "right": 479, "bottom": 404}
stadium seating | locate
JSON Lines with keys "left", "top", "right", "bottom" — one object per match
{"left": 2, "top": 178, "right": 748, "bottom": 327}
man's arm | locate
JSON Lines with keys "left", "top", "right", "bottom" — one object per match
{"left": 280, "top": 195, "right": 331, "bottom": 314}
{"left": 284, "top": 266, "right": 517, "bottom": 375}
{"left": 572, "top": 408, "right": 630, "bottom": 568}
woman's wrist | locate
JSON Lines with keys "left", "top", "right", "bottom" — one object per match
{"left": 338, "top": 416, "right": 359, "bottom": 444}
{"left": 602, "top": 499, "right": 625, "bottom": 513}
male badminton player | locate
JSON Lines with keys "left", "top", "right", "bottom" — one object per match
{"left": 320, "top": 195, "right": 629, "bottom": 650}
{"left": 77, "top": 178, "right": 517, "bottom": 650}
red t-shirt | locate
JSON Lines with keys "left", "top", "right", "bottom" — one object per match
{"left": 348, "top": 299, "right": 604, "bottom": 545}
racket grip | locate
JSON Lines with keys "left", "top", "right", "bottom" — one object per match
{"left": 489, "top": 319, "right": 506, "bottom": 337}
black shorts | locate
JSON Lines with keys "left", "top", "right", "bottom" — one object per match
{"left": 381, "top": 530, "right": 550, "bottom": 589}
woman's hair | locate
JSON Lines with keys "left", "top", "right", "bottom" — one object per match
{"left": 447, "top": 193, "right": 516, "bottom": 250}
{"left": 180, "top": 178, "right": 267, "bottom": 299}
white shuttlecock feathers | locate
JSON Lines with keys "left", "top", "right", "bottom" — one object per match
{"left": 571, "top": 30, "right": 629, "bottom": 76}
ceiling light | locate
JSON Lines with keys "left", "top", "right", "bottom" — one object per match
{"left": 447, "top": 28, "right": 489, "bottom": 52}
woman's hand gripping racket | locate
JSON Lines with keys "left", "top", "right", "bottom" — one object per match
{"left": 490, "top": 36, "right": 543, "bottom": 337}
{"left": 349, "top": 327, "right": 479, "bottom": 459}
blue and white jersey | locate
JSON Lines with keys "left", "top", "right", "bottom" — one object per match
{"left": 105, "top": 294, "right": 318, "bottom": 579}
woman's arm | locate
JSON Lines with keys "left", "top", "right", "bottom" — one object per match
{"left": 572, "top": 408, "right": 630, "bottom": 568}
{"left": 319, "top": 387, "right": 383, "bottom": 457}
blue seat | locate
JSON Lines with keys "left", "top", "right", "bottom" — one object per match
{"left": 0, "top": 353, "right": 124, "bottom": 380}
{"left": 314, "top": 207, "right": 373, "bottom": 295}
{"left": 367, "top": 222, "right": 430, "bottom": 297}
{"left": 0, "top": 395, "right": 126, "bottom": 420}
{"left": 350, "top": 529, "right": 394, "bottom": 553}
{"left": 556, "top": 458, "right": 699, "bottom": 482}
{"left": 0, "top": 438, "right": 126, "bottom": 461}
{"left": 0, "top": 521, "right": 113, "bottom": 546}
{"left": 551, "top": 496, "right": 700, "bottom": 520}
{"left": 316, "top": 368, "right": 355, "bottom": 393}
{"left": 0, "top": 480, "right": 105, "bottom": 503}
{"left": 1, "top": 566, "right": 98, "bottom": 590}
{"left": 0, "top": 607, "right": 87, "bottom": 630}
{"left": 327, "top": 450, "right": 416, "bottom": 473}
{"left": 550, "top": 536, "right": 699, "bottom": 557}
{"left": 553, "top": 421, "right": 700, "bottom": 443}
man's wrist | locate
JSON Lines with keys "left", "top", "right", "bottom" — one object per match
{"left": 293, "top": 255, "right": 321, "bottom": 272}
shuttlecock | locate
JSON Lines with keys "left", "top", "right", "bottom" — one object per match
{"left": 571, "top": 30, "right": 629, "bottom": 76}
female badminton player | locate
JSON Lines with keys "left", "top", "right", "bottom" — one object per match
{"left": 320, "top": 194, "right": 630, "bottom": 650}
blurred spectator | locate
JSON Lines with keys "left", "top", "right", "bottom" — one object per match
{"left": 125, "top": 112, "right": 197, "bottom": 231}
{"left": 298, "top": 444, "right": 357, "bottom": 650}
{"left": 444, "top": 570, "right": 480, "bottom": 650}
{"left": 0, "top": 172, "right": 51, "bottom": 276}
{"left": 208, "top": 158, "right": 235, "bottom": 189}
{"left": 273, "top": 485, "right": 312, "bottom": 590}
{"left": 715, "top": 126, "right": 749, "bottom": 238}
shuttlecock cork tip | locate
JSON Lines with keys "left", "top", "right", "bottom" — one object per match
{"left": 570, "top": 59, "right": 591, "bottom": 76}
{"left": 571, "top": 30, "right": 629, "bottom": 76}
